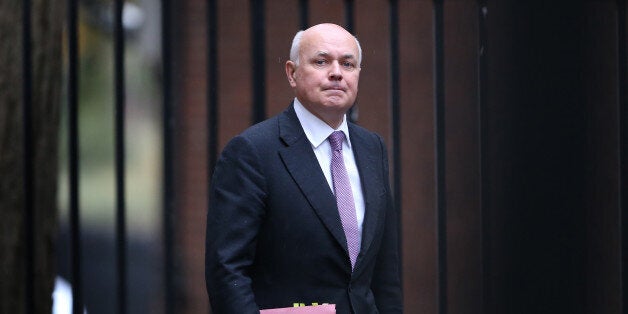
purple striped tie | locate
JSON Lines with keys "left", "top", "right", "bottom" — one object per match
{"left": 328, "top": 131, "right": 361, "bottom": 269}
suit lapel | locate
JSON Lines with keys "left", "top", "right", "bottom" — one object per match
{"left": 350, "top": 125, "right": 383, "bottom": 264}
{"left": 277, "top": 106, "right": 349, "bottom": 254}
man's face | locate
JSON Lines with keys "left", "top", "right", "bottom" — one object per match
{"left": 286, "top": 24, "right": 361, "bottom": 127}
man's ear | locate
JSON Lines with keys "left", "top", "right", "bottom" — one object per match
{"left": 285, "top": 61, "right": 297, "bottom": 87}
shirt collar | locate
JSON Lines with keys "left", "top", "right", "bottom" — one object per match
{"left": 293, "top": 98, "right": 352, "bottom": 149}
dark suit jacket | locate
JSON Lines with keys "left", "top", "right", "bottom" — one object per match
{"left": 205, "top": 104, "right": 402, "bottom": 314}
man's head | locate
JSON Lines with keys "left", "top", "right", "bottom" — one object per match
{"left": 285, "top": 23, "right": 362, "bottom": 128}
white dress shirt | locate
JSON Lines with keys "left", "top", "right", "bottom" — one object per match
{"left": 293, "top": 98, "right": 365, "bottom": 232}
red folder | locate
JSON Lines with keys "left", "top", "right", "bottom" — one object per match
{"left": 260, "top": 304, "right": 336, "bottom": 313}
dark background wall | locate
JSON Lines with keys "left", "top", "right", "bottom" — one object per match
{"left": 173, "top": 0, "right": 626, "bottom": 313}
{"left": 483, "top": 2, "right": 622, "bottom": 313}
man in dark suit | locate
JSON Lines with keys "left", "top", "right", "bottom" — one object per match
{"left": 205, "top": 23, "right": 402, "bottom": 313}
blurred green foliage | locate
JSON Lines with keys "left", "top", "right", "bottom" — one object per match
{"left": 58, "top": 12, "right": 162, "bottom": 237}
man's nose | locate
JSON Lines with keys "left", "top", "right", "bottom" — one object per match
{"left": 329, "top": 61, "right": 343, "bottom": 81}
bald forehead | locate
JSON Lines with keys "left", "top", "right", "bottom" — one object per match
{"left": 305, "top": 23, "right": 352, "bottom": 36}
{"left": 300, "top": 24, "right": 359, "bottom": 57}
{"left": 302, "top": 24, "right": 355, "bottom": 45}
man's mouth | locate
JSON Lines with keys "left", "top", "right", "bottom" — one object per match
{"left": 323, "top": 85, "right": 345, "bottom": 91}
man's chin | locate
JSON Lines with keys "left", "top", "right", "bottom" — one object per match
{"left": 322, "top": 101, "right": 352, "bottom": 111}
{"left": 322, "top": 95, "right": 351, "bottom": 106}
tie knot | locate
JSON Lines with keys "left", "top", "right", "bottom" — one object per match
{"left": 328, "top": 131, "right": 345, "bottom": 151}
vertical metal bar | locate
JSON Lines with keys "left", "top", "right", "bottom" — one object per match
{"left": 67, "top": 0, "right": 83, "bottom": 312}
{"left": 21, "top": 0, "right": 35, "bottom": 311}
{"left": 206, "top": 3, "right": 220, "bottom": 313}
{"left": 299, "top": 0, "right": 309, "bottom": 29}
{"left": 250, "top": 0, "right": 266, "bottom": 124}
{"left": 617, "top": 1, "right": 627, "bottom": 313}
{"left": 433, "top": 0, "right": 447, "bottom": 313}
{"left": 477, "top": 1, "right": 489, "bottom": 313}
{"left": 344, "top": 0, "right": 354, "bottom": 33}
{"left": 389, "top": 0, "right": 403, "bottom": 292}
{"left": 161, "top": 0, "right": 175, "bottom": 313}
{"left": 389, "top": 0, "right": 401, "bottom": 220}
{"left": 113, "top": 0, "right": 127, "bottom": 313}
{"left": 344, "top": 0, "right": 356, "bottom": 122}
{"left": 208, "top": 0, "right": 219, "bottom": 176}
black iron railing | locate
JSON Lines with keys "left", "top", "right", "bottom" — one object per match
{"left": 18, "top": 1, "right": 628, "bottom": 313}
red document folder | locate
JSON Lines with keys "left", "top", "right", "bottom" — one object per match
{"left": 260, "top": 304, "right": 336, "bottom": 313}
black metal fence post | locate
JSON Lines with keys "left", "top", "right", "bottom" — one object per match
{"left": 389, "top": 0, "right": 401, "bottom": 225}
{"left": 21, "top": 0, "right": 35, "bottom": 311}
{"left": 67, "top": 0, "right": 83, "bottom": 312}
{"left": 617, "top": 2, "right": 628, "bottom": 314}
{"left": 162, "top": 0, "right": 176, "bottom": 313}
{"left": 113, "top": 0, "right": 127, "bottom": 313}
{"left": 207, "top": 0, "right": 219, "bottom": 176}
{"left": 433, "top": 0, "right": 447, "bottom": 313}
{"left": 299, "top": 0, "right": 309, "bottom": 29}
{"left": 251, "top": 0, "right": 266, "bottom": 124}
{"left": 477, "top": 1, "right": 489, "bottom": 313}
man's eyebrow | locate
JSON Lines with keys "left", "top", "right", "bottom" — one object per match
{"left": 313, "top": 51, "right": 356, "bottom": 59}
{"left": 341, "top": 53, "right": 356, "bottom": 60}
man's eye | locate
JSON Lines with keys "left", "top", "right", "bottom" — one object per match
{"left": 315, "top": 60, "right": 327, "bottom": 65}
{"left": 342, "top": 61, "right": 355, "bottom": 68}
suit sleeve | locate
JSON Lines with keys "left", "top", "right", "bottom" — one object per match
{"left": 206, "top": 135, "right": 266, "bottom": 313}
{"left": 371, "top": 135, "right": 404, "bottom": 313}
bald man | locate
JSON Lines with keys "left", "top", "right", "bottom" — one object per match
{"left": 205, "top": 23, "right": 402, "bottom": 314}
